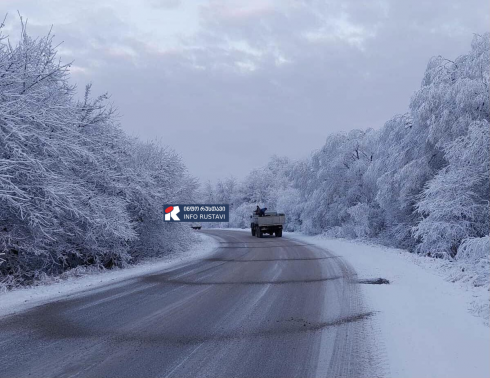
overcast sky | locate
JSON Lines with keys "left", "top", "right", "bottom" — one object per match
{"left": 2, "top": 0, "right": 489, "bottom": 182}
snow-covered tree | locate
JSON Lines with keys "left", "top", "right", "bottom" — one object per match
{"left": 0, "top": 19, "right": 197, "bottom": 287}
{"left": 412, "top": 34, "right": 489, "bottom": 257}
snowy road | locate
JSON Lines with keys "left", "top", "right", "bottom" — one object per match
{"left": 0, "top": 230, "right": 379, "bottom": 378}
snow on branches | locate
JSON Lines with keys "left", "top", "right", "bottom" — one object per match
{"left": 0, "top": 18, "right": 197, "bottom": 287}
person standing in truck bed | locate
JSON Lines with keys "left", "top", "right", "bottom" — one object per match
{"left": 255, "top": 205, "right": 267, "bottom": 217}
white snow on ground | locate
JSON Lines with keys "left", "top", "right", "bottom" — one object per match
{"left": 285, "top": 233, "right": 490, "bottom": 378}
{"left": 0, "top": 232, "right": 218, "bottom": 319}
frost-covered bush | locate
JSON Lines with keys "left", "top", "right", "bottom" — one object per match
{"left": 451, "top": 236, "right": 490, "bottom": 288}
{"left": 324, "top": 226, "right": 347, "bottom": 238}
{"left": 346, "top": 203, "right": 373, "bottom": 238}
{"left": 457, "top": 236, "right": 490, "bottom": 263}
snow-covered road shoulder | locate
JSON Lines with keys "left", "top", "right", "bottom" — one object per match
{"left": 287, "top": 233, "right": 490, "bottom": 378}
{"left": 0, "top": 232, "right": 218, "bottom": 319}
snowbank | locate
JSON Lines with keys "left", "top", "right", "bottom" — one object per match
{"left": 287, "top": 233, "right": 490, "bottom": 378}
{"left": 0, "top": 232, "right": 218, "bottom": 318}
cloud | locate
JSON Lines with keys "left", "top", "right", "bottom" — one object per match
{"left": 302, "top": 12, "right": 377, "bottom": 48}
{"left": 148, "top": 0, "right": 182, "bottom": 9}
{"left": 3, "top": 0, "right": 489, "bottom": 182}
{"left": 201, "top": 0, "right": 276, "bottom": 22}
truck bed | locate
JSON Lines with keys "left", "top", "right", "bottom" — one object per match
{"left": 253, "top": 214, "right": 285, "bottom": 226}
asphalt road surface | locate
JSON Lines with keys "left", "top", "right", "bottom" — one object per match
{"left": 0, "top": 230, "right": 380, "bottom": 378}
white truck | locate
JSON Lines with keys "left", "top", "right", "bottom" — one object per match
{"left": 250, "top": 211, "right": 285, "bottom": 238}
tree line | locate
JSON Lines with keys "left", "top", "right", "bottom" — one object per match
{"left": 204, "top": 34, "right": 490, "bottom": 264}
{"left": 0, "top": 21, "right": 198, "bottom": 287}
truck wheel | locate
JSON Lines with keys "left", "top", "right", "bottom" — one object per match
{"left": 275, "top": 230, "right": 282, "bottom": 237}
{"left": 251, "top": 226, "right": 255, "bottom": 236}
{"left": 257, "top": 228, "right": 263, "bottom": 238}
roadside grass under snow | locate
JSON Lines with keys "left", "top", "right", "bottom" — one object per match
{"left": 285, "top": 232, "right": 490, "bottom": 378}
{"left": 0, "top": 232, "right": 218, "bottom": 319}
